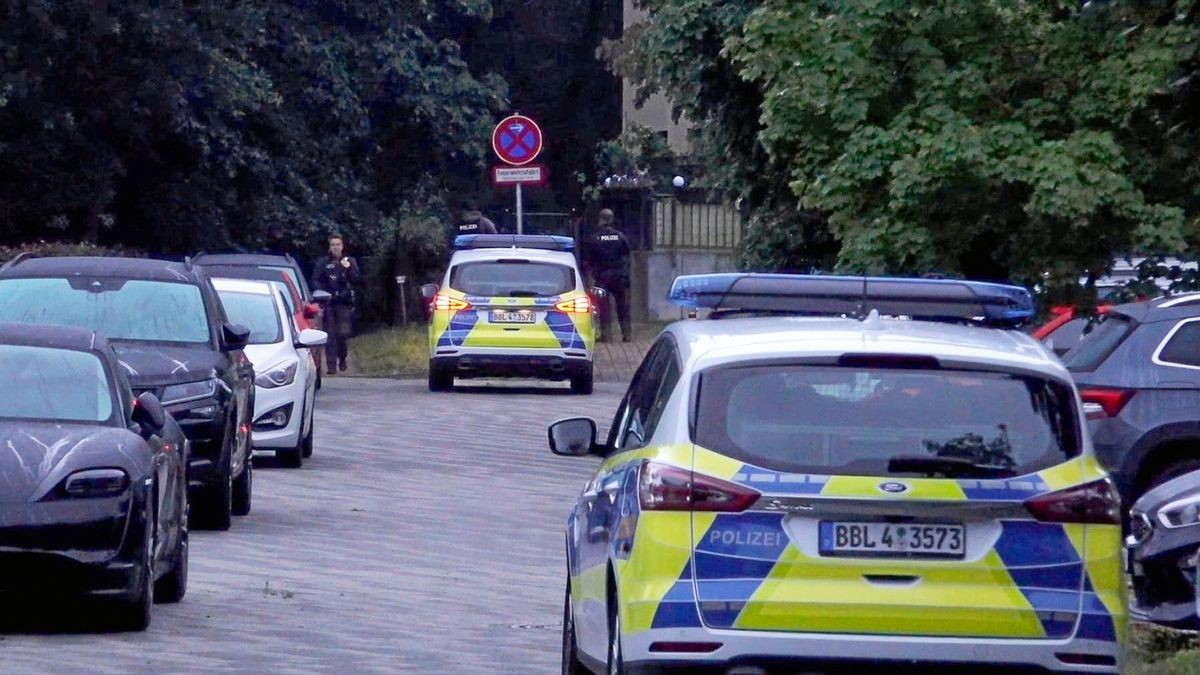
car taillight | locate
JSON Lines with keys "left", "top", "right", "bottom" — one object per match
{"left": 1079, "top": 388, "right": 1134, "bottom": 420}
{"left": 434, "top": 294, "right": 471, "bottom": 311}
{"left": 555, "top": 296, "right": 591, "bottom": 313}
{"left": 638, "top": 462, "right": 760, "bottom": 512}
{"left": 1024, "top": 478, "right": 1121, "bottom": 525}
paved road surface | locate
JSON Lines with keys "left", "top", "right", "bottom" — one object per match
{"left": 2, "top": 377, "right": 623, "bottom": 674}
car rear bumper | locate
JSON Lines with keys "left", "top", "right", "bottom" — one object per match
{"left": 621, "top": 628, "right": 1123, "bottom": 674}
{"left": 431, "top": 347, "right": 591, "bottom": 380}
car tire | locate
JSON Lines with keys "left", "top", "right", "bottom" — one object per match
{"left": 114, "top": 512, "right": 154, "bottom": 631}
{"left": 606, "top": 589, "right": 624, "bottom": 675}
{"left": 301, "top": 419, "right": 314, "bottom": 459}
{"left": 195, "top": 426, "right": 234, "bottom": 531}
{"left": 428, "top": 361, "right": 453, "bottom": 392}
{"left": 562, "top": 577, "right": 585, "bottom": 675}
{"left": 570, "top": 366, "right": 594, "bottom": 396}
{"left": 232, "top": 452, "right": 252, "bottom": 516}
{"left": 154, "top": 512, "right": 188, "bottom": 604}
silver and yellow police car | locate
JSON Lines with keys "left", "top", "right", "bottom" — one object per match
{"left": 550, "top": 274, "right": 1125, "bottom": 674}
{"left": 424, "top": 235, "right": 596, "bottom": 394}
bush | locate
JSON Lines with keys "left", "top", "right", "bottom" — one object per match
{"left": 0, "top": 240, "right": 145, "bottom": 265}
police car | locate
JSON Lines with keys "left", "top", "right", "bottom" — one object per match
{"left": 422, "top": 235, "right": 596, "bottom": 393}
{"left": 549, "top": 274, "right": 1125, "bottom": 674}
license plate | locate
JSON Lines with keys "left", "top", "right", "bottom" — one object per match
{"left": 819, "top": 521, "right": 965, "bottom": 559}
{"left": 489, "top": 310, "right": 535, "bottom": 324}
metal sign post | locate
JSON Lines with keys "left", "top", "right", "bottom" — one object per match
{"left": 492, "top": 114, "right": 544, "bottom": 235}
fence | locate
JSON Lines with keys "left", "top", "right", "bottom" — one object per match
{"left": 651, "top": 194, "right": 742, "bottom": 250}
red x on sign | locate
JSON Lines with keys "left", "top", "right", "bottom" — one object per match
{"left": 492, "top": 115, "right": 543, "bottom": 166}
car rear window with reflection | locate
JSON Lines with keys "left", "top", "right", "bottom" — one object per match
{"left": 448, "top": 261, "right": 574, "bottom": 298}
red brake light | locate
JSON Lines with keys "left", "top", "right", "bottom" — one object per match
{"left": 638, "top": 462, "right": 760, "bottom": 512}
{"left": 1024, "top": 478, "right": 1121, "bottom": 525}
{"left": 1079, "top": 388, "right": 1134, "bottom": 420}
{"left": 434, "top": 294, "right": 471, "bottom": 311}
{"left": 555, "top": 296, "right": 591, "bottom": 313}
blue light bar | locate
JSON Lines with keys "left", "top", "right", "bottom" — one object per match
{"left": 453, "top": 234, "right": 575, "bottom": 252}
{"left": 667, "top": 273, "right": 1035, "bottom": 326}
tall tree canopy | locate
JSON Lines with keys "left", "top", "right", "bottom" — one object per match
{"left": 616, "top": 0, "right": 1200, "bottom": 284}
{"left": 0, "top": 1, "right": 507, "bottom": 256}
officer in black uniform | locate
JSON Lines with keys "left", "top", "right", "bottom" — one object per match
{"left": 586, "top": 209, "right": 632, "bottom": 342}
{"left": 312, "top": 233, "right": 360, "bottom": 373}
{"left": 455, "top": 203, "right": 498, "bottom": 236}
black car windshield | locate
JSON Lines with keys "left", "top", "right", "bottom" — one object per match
{"left": 216, "top": 289, "right": 282, "bottom": 345}
{"left": 1061, "top": 315, "right": 1134, "bottom": 371}
{"left": 695, "top": 364, "right": 1080, "bottom": 477}
{"left": 448, "top": 261, "right": 575, "bottom": 297}
{"left": 0, "top": 345, "right": 115, "bottom": 424}
{"left": 0, "top": 277, "right": 210, "bottom": 344}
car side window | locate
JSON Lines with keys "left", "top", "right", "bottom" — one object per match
{"left": 1158, "top": 320, "right": 1200, "bottom": 368}
{"left": 608, "top": 339, "right": 680, "bottom": 453}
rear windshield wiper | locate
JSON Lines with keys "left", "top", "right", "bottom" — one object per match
{"left": 886, "top": 455, "right": 1017, "bottom": 479}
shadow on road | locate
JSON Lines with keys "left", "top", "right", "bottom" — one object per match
{"left": 0, "top": 594, "right": 138, "bottom": 634}
{"left": 446, "top": 383, "right": 578, "bottom": 396}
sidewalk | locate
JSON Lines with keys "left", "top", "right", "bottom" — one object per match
{"left": 594, "top": 336, "right": 655, "bottom": 383}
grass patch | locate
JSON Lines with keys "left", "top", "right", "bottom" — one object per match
{"left": 346, "top": 326, "right": 429, "bottom": 377}
{"left": 1128, "top": 622, "right": 1200, "bottom": 674}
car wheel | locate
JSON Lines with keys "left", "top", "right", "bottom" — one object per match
{"left": 114, "top": 511, "right": 154, "bottom": 631}
{"left": 154, "top": 507, "right": 188, "bottom": 604}
{"left": 195, "top": 425, "right": 234, "bottom": 531}
{"left": 562, "top": 577, "right": 585, "bottom": 675}
{"left": 301, "top": 418, "right": 314, "bottom": 459}
{"left": 607, "top": 592, "right": 623, "bottom": 675}
{"left": 232, "top": 452, "right": 252, "bottom": 516}
{"left": 570, "top": 365, "right": 594, "bottom": 395}
{"left": 428, "top": 361, "right": 453, "bottom": 392}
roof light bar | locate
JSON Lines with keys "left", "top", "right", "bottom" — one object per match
{"left": 453, "top": 234, "right": 575, "bottom": 252}
{"left": 667, "top": 273, "right": 1034, "bottom": 326}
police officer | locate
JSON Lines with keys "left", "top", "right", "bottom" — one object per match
{"left": 312, "top": 233, "right": 360, "bottom": 373}
{"left": 586, "top": 209, "right": 632, "bottom": 342}
{"left": 455, "top": 203, "right": 498, "bottom": 236}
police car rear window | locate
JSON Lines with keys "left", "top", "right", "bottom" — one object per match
{"left": 448, "top": 261, "right": 574, "bottom": 297}
{"left": 694, "top": 364, "right": 1081, "bottom": 478}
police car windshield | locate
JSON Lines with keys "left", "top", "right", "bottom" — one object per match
{"left": 448, "top": 260, "right": 575, "bottom": 297}
{"left": 695, "top": 364, "right": 1080, "bottom": 477}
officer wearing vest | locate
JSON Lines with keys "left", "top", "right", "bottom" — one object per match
{"left": 455, "top": 204, "right": 498, "bottom": 237}
{"left": 586, "top": 209, "right": 632, "bottom": 342}
{"left": 312, "top": 233, "right": 360, "bottom": 373}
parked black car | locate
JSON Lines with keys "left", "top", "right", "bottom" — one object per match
{"left": 0, "top": 256, "right": 255, "bottom": 530}
{"left": 1063, "top": 293, "right": 1200, "bottom": 502}
{"left": 1128, "top": 467, "right": 1200, "bottom": 628}
{"left": 0, "top": 323, "right": 188, "bottom": 630}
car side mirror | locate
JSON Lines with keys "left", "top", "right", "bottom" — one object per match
{"left": 296, "top": 329, "right": 328, "bottom": 349}
{"left": 132, "top": 392, "right": 167, "bottom": 434}
{"left": 303, "top": 303, "right": 320, "bottom": 319}
{"left": 312, "top": 290, "right": 333, "bottom": 305}
{"left": 222, "top": 322, "right": 251, "bottom": 351}
{"left": 420, "top": 283, "right": 439, "bottom": 300}
{"left": 548, "top": 418, "right": 599, "bottom": 457}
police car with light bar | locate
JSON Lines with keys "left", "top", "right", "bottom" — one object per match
{"left": 421, "top": 235, "right": 597, "bottom": 393}
{"left": 549, "top": 273, "right": 1126, "bottom": 674}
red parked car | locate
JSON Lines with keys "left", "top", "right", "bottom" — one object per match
{"left": 1032, "top": 304, "right": 1111, "bottom": 356}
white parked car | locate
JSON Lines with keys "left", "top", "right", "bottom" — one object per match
{"left": 212, "top": 278, "right": 326, "bottom": 468}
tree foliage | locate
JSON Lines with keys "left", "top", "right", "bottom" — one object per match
{"left": 618, "top": 0, "right": 1200, "bottom": 284}
{"left": 0, "top": 1, "right": 507, "bottom": 260}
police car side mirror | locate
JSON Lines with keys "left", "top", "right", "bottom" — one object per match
{"left": 549, "top": 418, "right": 599, "bottom": 457}
{"left": 420, "top": 283, "right": 438, "bottom": 300}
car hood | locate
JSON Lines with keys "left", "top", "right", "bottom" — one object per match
{"left": 0, "top": 422, "right": 148, "bottom": 503}
{"left": 243, "top": 342, "right": 295, "bottom": 373}
{"left": 112, "top": 342, "right": 222, "bottom": 388}
{"left": 1133, "top": 470, "right": 1200, "bottom": 516}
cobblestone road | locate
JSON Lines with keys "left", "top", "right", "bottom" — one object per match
{"left": 2, "top": 377, "right": 624, "bottom": 674}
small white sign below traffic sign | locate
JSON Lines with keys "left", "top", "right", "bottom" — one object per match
{"left": 492, "top": 165, "right": 547, "bottom": 186}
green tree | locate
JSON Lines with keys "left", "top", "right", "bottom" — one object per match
{"left": 733, "top": 0, "right": 1198, "bottom": 281}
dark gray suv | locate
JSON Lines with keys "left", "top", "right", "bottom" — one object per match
{"left": 1064, "top": 294, "right": 1200, "bottom": 503}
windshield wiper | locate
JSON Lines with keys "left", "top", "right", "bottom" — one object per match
{"left": 886, "top": 455, "right": 1017, "bottom": 479}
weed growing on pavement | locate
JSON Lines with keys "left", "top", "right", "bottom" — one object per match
{"left": 1128, "top": 622, "right": 1200, "bottom": 674}
{"left": 263, "top": 581, "right": 295, "bottom": 600}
